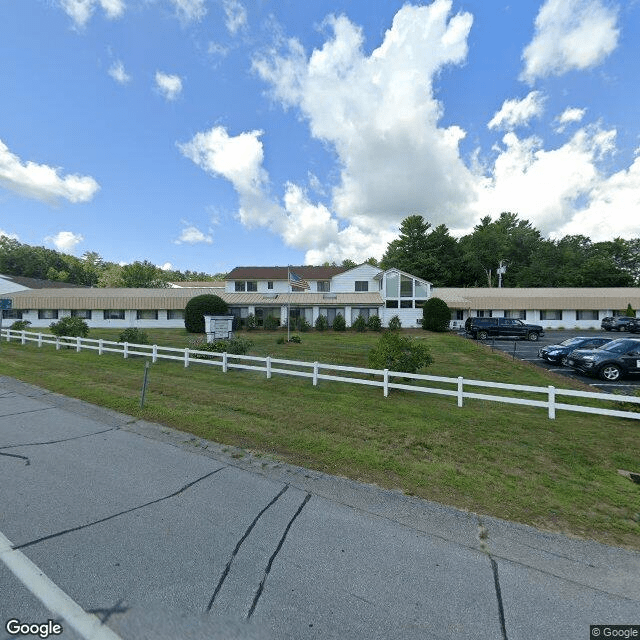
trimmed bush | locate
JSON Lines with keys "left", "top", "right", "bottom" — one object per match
{"left": 422, "top": 297, "right": 451, "bottom": 332}
{"left": 368, "top": 331, "right": 433, "bottom": 373}
{"left": 388, "top": 315, "right": 402, "bottom": 331}
{"left": 184, "top": 295, "right": 228, "bottom": 334}
{"left": 332, "top": 313, "right": 346, "bottom": 331}
{"left": 352, "top": 314, "right": 367, "bottom": 332}
{"left": 366, "top": 315, "right": 382, "bottom": 332}
{"left": 10, "top": 320, "right": 31, "bottom": 331}
{"left": 246, "top": 313, "right": 258, "bottom": 330}
{"left": 119, "top": 327, "right": 149, "bottom": 344}
{"left": 264, "top": 315, "right": 280, "bottom": 330}
{"left": 315, "top": 314, "right": 329, "bottom": 331}
{"left": 299, "top": 317, "right": 311, "bottom": 332}
{"left": 288, "top": 335, "right": 302, "bottom": 343}
{"left": 190, "top": 336, "right": 253, "bottom": 358}
{"left": 49, "top": 316, "right": 89, "bottom": 338}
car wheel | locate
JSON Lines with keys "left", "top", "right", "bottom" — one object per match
{"left": 599, "top": 364, "right": 621, "bottom": 381}
{"left": 561, "top": 357, "right": 568, "bottom": 366}
{"left": 477, "top": 330, "right": 488, "bottom": 340}
{"left": 527, "top": 332, "right": 539, "bottom": 341}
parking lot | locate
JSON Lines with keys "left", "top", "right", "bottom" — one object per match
{"left": 463, "top": 329, "right": 640, "bottom": 395}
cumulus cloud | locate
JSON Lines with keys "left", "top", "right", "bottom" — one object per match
{"left": 554, "top": 107, "right": 587, "bottom": 131}
{"left": 0, "top": 139, "right": 100, "bottom": 205}
{"left": 159, "top": 262, "right": 173, "bottom": 271}
{"left": 45, "top": 231, "right": 84, "bottom": 253}
{"left": 174, "top": 224, "right": 213, "bottom": 244}
{"left": 171, "top": 0, "right": 207, "bottom": 23}
{"left": 222, "top": 0, "right": 247, "bottom": 34}
{"left": 488, "top": 91, "right": 546, "bottom": 130}
{"left": 108, "top": 60, "right": 131, "bottom": 84}
{"left": 521, "top": 0, "right": 619, "bottom": 83}
{"left": 155, "top": 71, "right": 183, "bottom": 101}
{"left": 59, "top": 0, "right": 125, "bottom": 29}
{"left": 0, "top": 229, "right": 19, "bottom": 240}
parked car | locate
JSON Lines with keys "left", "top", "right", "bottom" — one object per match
{"left": 538, "top": 336, "right": 613, "bottom": 364}
{"left": 601, "top": 316, "right": 635, "bottom": 331}
{"left": 565, "top": 338, "right": 640, "bottom": 381}
{"left": 628, "top": 318, "right": 640, "bottom": 334}
{"left": 464, "top": 317, "right": 544, "bottom": 341}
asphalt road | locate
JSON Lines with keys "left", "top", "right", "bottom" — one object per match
{"left": 464, "top": 329, "right": 640, "bottom": 395}
{"left": 1, "top": 376, "right": 639, "bottom": 640}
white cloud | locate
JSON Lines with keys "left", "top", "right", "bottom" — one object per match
{"left": 223, "top": 0, "right": 247, "bottom": 35}
{"left": 555, "top": 107, "right": 587, "bottom": 131}
{"left": 521, "top": 0, "right": 619, "bottom": 83}
{"left": 488, "top": 91, "right": 546, "bottom": 130}
{"left": 0, "top": 139, "right": 100, "bottom": 205}
{"left": 171, "top": 0, "right": 207, "bottom": 23}
{"left": 174, "top": 224, "right": 213, "bottom": 244}
{"left": 59, "top": 0, "right": 125, "bottom": 29}
{"left": 155, "top": 71, "right": 183, "bottom": 101}
{"left": 159, "top": 262, "right": 173, "bottom": 271}
{"left": 0, "top": 229, "right": 19, "bottom": 240}
{"left": 45, "top": 231, "right": 84, "bottom": 253}
{"left": 108, "top": 60, "right": 131, "bottom": 84}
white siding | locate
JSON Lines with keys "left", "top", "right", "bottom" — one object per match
{"left": 330, "top": 264, "right": 380, "bottom": 293}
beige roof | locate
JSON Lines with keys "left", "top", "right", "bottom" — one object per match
{"left": 433, "top": 287, "right": 640, "bottom": 310}
{"left": 6, "top": 287, "right": 382, "bottom": 310}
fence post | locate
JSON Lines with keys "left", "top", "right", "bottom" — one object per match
{"left": 222, "top": 352, "right": 228, "bottom": 373}
{"left": 383, "top": 369, "right": 389, "bottom": 397}
{"left": 548, "top": 386, "right": 556, "bottom": 420}
{"left": 184, "top": 348, "right": 190, "bottom": 368}
{"left": 123, "top": 342, "right": 128, "bottom": 359}
{"left": 38, "top": 333, "right": 42, "bottom": 348}
{"left": 21, "top": 330, "right": 26, "bottom": 345}
{"left": 152, "top": 344, "right": 157, "bottom": 363}
{"left": 98, "top": 339, "right": 103, "bottom": 355}
{"left": 266, "top": 356, "right": 271, "bottom": 379}
{"left": 56, "top": 337, "right": 60, "bottom": 351}
{"left": 76, "top": 336, "right": 81, "bottom": 352}
{"left": 457, "top": 376, "right": 464, "bottom": 407}
{"left": 313, "top": 361, "right": 319, "bottom": 386}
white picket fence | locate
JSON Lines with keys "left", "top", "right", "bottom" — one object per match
{"left": 2, "top": 328, "right": 640, "bottom": 421}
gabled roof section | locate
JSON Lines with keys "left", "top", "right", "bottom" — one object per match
{"left": 374, "top": 267, "right": 433, "bottom": 286}
{"left": 0, "top": 274, "right": 86, "bottom": 289}
{"left": 226, "top": 266, "right": 348, "bottom": 280}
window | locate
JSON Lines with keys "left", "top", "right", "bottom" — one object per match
{"left": 400, "top": 276, "right": 413, "bottom": 297}
{"left": 267, "top": 281, "right": 274, "bottom": 290}
{"left": 136, "top": 310, "right": 158, "bottom": 320}
{"left": 385, "top": 273, "right": 399, "bottom": 297}
{"left": 167, "top": 310, "right": 185, "bottom": 320}
{"left": 317, "top": 281, "right": 330, "bottom": 292}
{"left": 476, "top": 310, "right": 493, "bottom": 318}
{"left": 455, "top": 310, "right": 464, "bottom": 320}
{"left": 2, "top": 309, "right": 23, "bottom": 319}
{"left": 400, "top": 300, "right": 413, "bottom": 308}
{"left": 246, "top": 281, "right": 258, "bottom": 292}
{"left": 103, "top": 310, "right": 125, "bottom": 320}
{"left": 414, "top": 300, "right": 427, "bottom": 309}
{"left": 505, "top": 310, "right": 526, "bottom": 319}
{"left": 351, "top": 308, "right": 378, "bottom": 322}
{"left": 386, "top": 300, "right": 398, "bottom": 308}
{"left": 540, "top": 310, "right": 562, "bottom": 320}
{"left": 415, "top": 281, "right": 428, "bottom": 298}
{"left": 577, "top": 310, "right": 599, "bottom": 320}
{"left": 319, "top": 308, "right": 344, "bottom": 323}
{"left": 235, "top": 281, "right": 246, "bottom": 292}
{"left": 38, "top": 310, "right": 58, "bottom": 320}
{"left": 355, "top": 281, "right": 368, "bottom": 292}
{"left": 71, "top": 310, "right": 92, "bottom": 319}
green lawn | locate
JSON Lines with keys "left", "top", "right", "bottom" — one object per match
{"left": 2, "top": 326, "right": 639, "bottom": 549}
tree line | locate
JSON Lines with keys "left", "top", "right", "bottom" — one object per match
{"left": 0, "top": 236, "right": 223, "bottom": 287}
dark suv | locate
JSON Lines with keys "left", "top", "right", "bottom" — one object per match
{"left": 601, "top": 316, "right": 635, "bottom": 331}
{"left": 566, "top": 338, "right": 640, "bottom": 381}
{"left": 464, "top": 317, "right": 544, "bottom": 341}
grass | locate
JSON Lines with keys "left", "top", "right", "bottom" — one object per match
{"left": 1, "top": 327, "right": 639, "bottom": 549}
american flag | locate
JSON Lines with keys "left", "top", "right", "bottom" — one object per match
{"left": 288, "top": 269, "right": 310, "bottom": 290}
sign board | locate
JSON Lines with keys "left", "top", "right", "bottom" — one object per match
{"left": 0, "top": 299, "right": 12, "bottom": 310}
{"left": 203, "top": 315, "right": 235, "bottom": 342}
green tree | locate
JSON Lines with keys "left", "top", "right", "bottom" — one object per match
{"left": 184, "top": 295, "right": 228, "bottom": 333}
{"left": 49, "top": 316, "right": 89, "bottom": 338}
{"left": 422, "top": 297, "right": 451, "bottom": 332}
{"left": 120, "top": 260, "right": 170, "bottom": 288}
{"left": 368, "top": 331, "right": 433, "bottom": 373}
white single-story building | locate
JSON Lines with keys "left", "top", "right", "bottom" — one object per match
{"left": 1, "top": 267, "right": 639, "bottom": 330}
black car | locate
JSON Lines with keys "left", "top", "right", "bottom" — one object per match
{"left": 628, "top": 318, "right": 640, "bottom": 334}
{"left": 601, "top": 316, "right": 635, "bottom": 331}
{"left": 566, "top": 338, "right": 640, "bottom": 381}
{"left": 464, "top": 317, "right": 544, "bottom": 341}
{"left": 538, "top": 336, "right": 612, "bottom": 364}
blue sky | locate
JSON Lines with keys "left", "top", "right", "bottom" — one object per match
{"left": 1, "top": 0, "right": 639, "bottom": 275}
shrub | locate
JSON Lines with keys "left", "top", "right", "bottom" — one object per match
{"left": 368, "top": 331, "right": 433, "bottom": 373}
{"left": 10, "top": 320, "right": 31, "bottom": 331}
{"left": 332, "top": 313, "right": 346, "bottom": 331}
{"left": 288, "top": 335, "right": 302, "bottom": 343}
{"left": 315, "top": 314, "right": 329, "bottom": 331}
{"left": 190, "top": 336, "right": 253, "bottom": 358}
{"left": 264, "top": 315, "right": 280, "bottom": 330}
{"left": 246, "top": 313, "right": 258, "bottom": 331}
{"left": 366, "top": 315, "right": 382, "bottom": 332}
{"left": 388, "top": 315, "right": 402, "bottom": 331}
{"left": 299, "top": 317, "right": 311, "bottom": 332}
{"left": 352, "top": 314, "right": 367, "bottom": 332}
{"left": 276, "top": 336, "right": 286, "bottom": 344}
{"left": 119, "top": 327, "right": 149, "bottom": 344}
{"left": 625, "top": 303, "right": 636, "bottom": 317}
{"left": 184, "top": 295, "right": 228, "bottom": 333}
{"left": 49, "top": 316, "right": 89, "bottom": 338}
{"left": 422, "top": 297, "right": 451, "bottom": 332}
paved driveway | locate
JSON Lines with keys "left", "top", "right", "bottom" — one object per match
{"left": 1, "top": 376, "right": 639, "bottom": 640}
{"left": 463, "top": 329, "right": 640, "bottom": 394}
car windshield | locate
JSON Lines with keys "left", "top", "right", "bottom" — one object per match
{"left": 560, "top": 338, "right": 584, "bottom": 346}
{"left": 601, "top": 339, "right": 640, "bottom": 354}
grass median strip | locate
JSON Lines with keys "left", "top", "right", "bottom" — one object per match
{"left": 1, "top": 328, "right": 639, "bottom": 549}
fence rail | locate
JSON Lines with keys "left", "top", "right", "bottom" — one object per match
{"left": 2, "top": 328, "right": 639, "bottom": 421}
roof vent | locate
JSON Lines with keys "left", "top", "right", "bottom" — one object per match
{"left": 263, "top": 293, "right": 278, "bottom": 299}
{"left": 323, "top": 293, "right": 337, "bottom": 299}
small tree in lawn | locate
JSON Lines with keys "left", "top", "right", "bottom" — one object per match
{"left": 352, "top": 314, "right": 367, "bottom": 332}
{"left": 315, "top": 314, "right": 329, "bottom": 331}
{"left": 332, "top": 313, "right": 346, "bottom": 331}
{"left": 367, "top": 315, "right": 382, "bottom": 331}
{"left": 625, "top": 303, "right": 636, "bottom": 317}
{"left": 49, "top": 316, "right": 89, "bottom": 338}
{"left": 422, "top": 297, "right": 451, "bottom": 332}
{"left": 368, "top": 331, "right": 433, "bottom": 373}
{"left": 388, "top": 315, "right": 402, "bottom": 331}
{"left": 184, "top": 295, "right": 228, "bottom": 333}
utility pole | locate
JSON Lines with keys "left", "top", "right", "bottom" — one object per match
{"left": 497, "top": 261, "right": 507, "bottom": 288}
